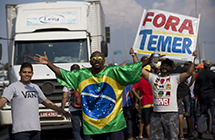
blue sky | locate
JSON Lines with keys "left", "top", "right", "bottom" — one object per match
{"left": 0, "top": 0, "right": 215, "bottom": 65}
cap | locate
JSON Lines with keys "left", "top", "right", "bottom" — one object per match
{"left": 203, "top": 59, "right": 212, "bottom": 67}
{"left": 161, "top": 58, "right": 174, "bottom": 67}
{"left": 144, "top": 64, "right": 151, "bottom": 71}
{"left": 195, "top": 63, "right": 204, "bottom": 69}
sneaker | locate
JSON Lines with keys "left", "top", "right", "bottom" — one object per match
{"left": 179, "top": 135, "right": 184, "bottom": 139}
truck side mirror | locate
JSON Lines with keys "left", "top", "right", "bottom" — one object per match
{"left": 101, "top": 41, "right": 108, "bottom": 57}
{"left": 105, "top": 27, "right": 110, "bottom": 43}
{"left": 0, "top": 44, "right": 2, "bottom": 60}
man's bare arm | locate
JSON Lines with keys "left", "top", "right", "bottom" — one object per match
{"left": 34, "top": 52, "right": 62, "bottom": 78}
{"left": 186, "top": 71, "right": 196, "bottom": 87}
{"left": 42, "top": 99, "right": 72, "bottom": 120}
{"left": 180, "top": 50, "right": 197, "bottom": 83}
{"left": 61, "top": 91, "right": 69, "bottom": 109}
{"left": 0, "top": 97, "right": 8, "bottom": 109}
{"left": 141, "top": 54, "right": 153, "bottom": 80}
{"left": 131, "top": 88, "right": 142, "bottom": 100}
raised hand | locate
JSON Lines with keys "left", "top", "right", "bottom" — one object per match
{"left": 34, "top": 51, "right": 49, "bottom": 65}
{"left": 129, "top": 47, "right": 136, "bottom": 56}
{"left": 192, "top": 50, "right": 198, "bottom": 59}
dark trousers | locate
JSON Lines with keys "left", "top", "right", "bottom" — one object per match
{"left": 12, "top": 131, "right": 41, "bottom": 140}
{"left": 197, "top": 98, "right": 215, "bottom": 138}
{"left": 71, "top": 110, "right": 90, "bottom": 140}
{"left": 123, "top": 106, "right": 133, "bottom": 138}
{"left": 92, "top": 130, "right": 124, "bottom": 140}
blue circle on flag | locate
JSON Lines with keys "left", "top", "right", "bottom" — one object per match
{"left": 81, "top": 83, "right": 116, "bottom": 119}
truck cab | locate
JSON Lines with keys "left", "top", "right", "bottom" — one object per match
{"left": 2, "top": 1, "right": 108, "bottom": 131}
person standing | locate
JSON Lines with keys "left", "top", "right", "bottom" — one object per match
{"left": 0, "top": 62, "right": 71, "bottom": 140}
{"left": 132, "top": 64, "right": 153, "bottom": 139}
{"left": 194, "top": 59, "right": 215, "bottom": 139}
{"left": 122, "top": 84, "right": 134, "bottom": 140}
{"left": 140, "top": 51, "right": 197, "bottom": 140}
{"left": 34, "top": 51, "right": 147, "bottom": 140}
{"left": 61, "top": 64, "right": 90, "bottom": 140}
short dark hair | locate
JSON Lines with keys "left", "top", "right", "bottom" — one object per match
{"left": 70, "top": 64, "right": 80, "bottom": 71}
{"left": 161, "top": 58, "right": 174, "bottom": 67}
{"left": 20, "top": 62, "right": 33, "bottom": 72}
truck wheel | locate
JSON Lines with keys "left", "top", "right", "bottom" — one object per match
{"left": 8, "top": 125, "right": 12, "bottom": 139}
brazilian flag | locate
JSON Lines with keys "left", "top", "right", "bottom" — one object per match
{"left": 56, "top": 62, "right": 142, "bottom": 134}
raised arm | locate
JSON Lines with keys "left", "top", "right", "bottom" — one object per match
{"left": 141, "top": 54, "right": 153, "bottom": 80}
{"left": 185, "top": 71, "right": 196, "bottom": 87}
{"left": 34, "top": 52, "right": 62, "bottom": 78}
{"left": 129, "top": 47, "right": 139, "bottom": 63}
{"left": 180, "top": 50, "right": 198, "bottom": 83}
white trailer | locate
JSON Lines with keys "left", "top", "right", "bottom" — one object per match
{"left": 1, "top": 1, "right": 108, "bottom": 132}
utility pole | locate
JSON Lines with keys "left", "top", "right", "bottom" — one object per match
{"left": 195, "top": 0, "right": 201, "bottom": 63}
{"left": 121, "top": 13, "right": 128, "bottom": 62}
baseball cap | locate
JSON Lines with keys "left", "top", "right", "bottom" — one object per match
{"left": 203, "top": 59, "right": 212, "bottom": 67}
{"left": 161, "top": 58, "right": 173, "bottom": 67}
{"left": 195, "top": 63, "right": 204, "bottom": 69}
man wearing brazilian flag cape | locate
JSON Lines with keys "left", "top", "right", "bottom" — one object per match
{"left": 34, "top": 50, "right": 147, "bottom": 139}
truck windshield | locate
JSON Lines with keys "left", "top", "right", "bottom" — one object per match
{"left": 14, "top": 39, "right": 88, "bottom": 65}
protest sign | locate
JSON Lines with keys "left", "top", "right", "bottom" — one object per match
{"left": 133, "top": 9, "right": 200, "bottom": 61}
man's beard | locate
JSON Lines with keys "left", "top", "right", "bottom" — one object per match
{"left": 161, "top": 68, "right": 170, "bottom": 74}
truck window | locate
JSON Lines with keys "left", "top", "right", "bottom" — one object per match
{"left": 14, "top": 39, "right": 88, "bottom": 65}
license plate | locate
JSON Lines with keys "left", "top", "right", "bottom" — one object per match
{"left": 40, "top": 112, "right": 57, "bottom": 117}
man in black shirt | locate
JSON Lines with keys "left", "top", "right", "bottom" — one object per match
{"left": 194, "top": 59, "right": 215, "bottom": 139}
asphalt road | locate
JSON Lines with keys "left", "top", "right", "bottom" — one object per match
{"left": 0, "top": 123, "right": 214, "bottom": 140}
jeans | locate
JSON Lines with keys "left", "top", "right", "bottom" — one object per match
{"left": 12, "top": 131, "right": 41, "bottom": 140}
{"left": 71, "top": 110, "right": 90, "bottom": 140}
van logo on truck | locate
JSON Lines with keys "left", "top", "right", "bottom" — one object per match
{"left": 39, "top": 15, "right": 64, "bottom": 23}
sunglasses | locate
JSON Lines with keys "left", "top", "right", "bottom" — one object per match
{"left": 91, "top": 56, "right": 103, "bottom": 61}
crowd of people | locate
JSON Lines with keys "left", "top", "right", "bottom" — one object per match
{"left": 0, "top": 48, "right": 214, "bottom": 140}
{"left": 121, "top": 49, "right": 215, "bottom": 140}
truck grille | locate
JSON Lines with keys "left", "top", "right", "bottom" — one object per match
{"left": 31, "top": 79, "right": 63, "bottom": 103}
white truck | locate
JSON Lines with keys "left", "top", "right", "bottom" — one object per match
{"left": 0, "top": 70, "right": 9, "bottom": 93}
{"left": 1, "top": 0, "right": 108, "bottom": 132}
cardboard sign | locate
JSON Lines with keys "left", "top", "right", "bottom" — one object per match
{"left": 133, "top": 9, "right": 200, "bottom": 61}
